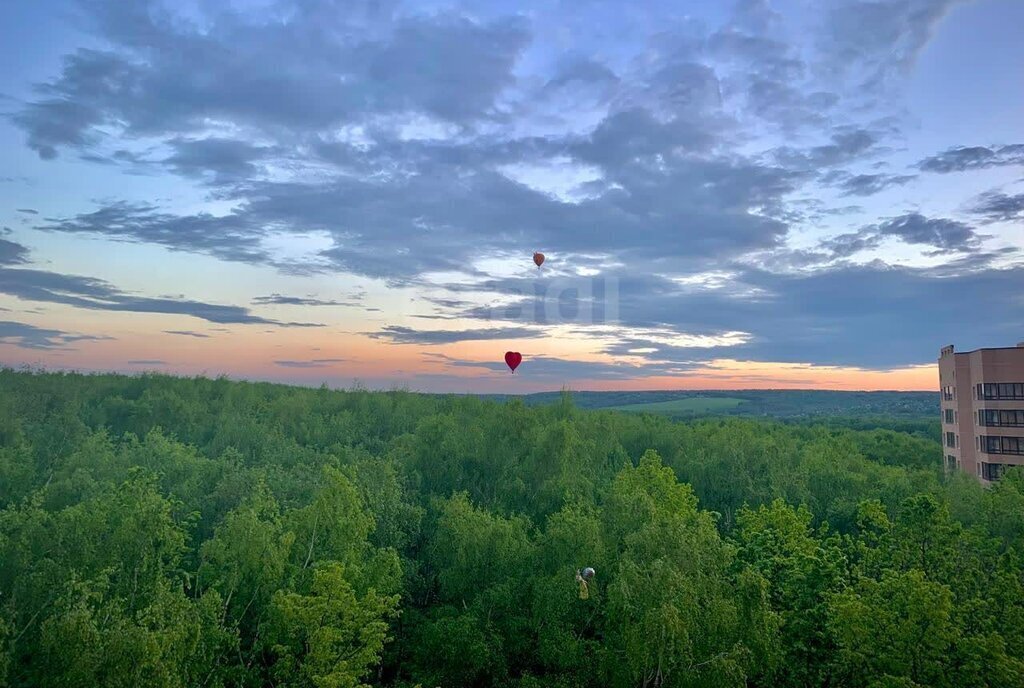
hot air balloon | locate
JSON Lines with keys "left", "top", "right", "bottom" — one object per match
{"left": 533, "top": 252, "right": 545, "bottom": 268}
{"left": 505, "top": 351, "right": 522, "bottom": 373}
{"left": 575, "top": 568, "right": 595, "bottom": 600}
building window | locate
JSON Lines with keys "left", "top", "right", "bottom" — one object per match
{"left": 946, "top": 431, "right": 956, "bottom": 448}
{"left": 942, "top": 386, "right": 955, "bottom": 401}
{"left": 980, "top": 435, "right": 1024, "bottom": 455}
{"left": 978, "top": 409, "right": 1024, "bottom": 427}
{"left": 980, "top": 383, "right": 1024, "bottom": 400}
{"left": 982, "top": 463, "right": 1007, "bottom": 481}
{"left": 946, "top": 454, "right": 957, "bottom": 470}
{"left": 944, "top": 409, "right": 955, "bottom": 424}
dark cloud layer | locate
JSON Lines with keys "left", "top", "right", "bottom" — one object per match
{"left": 37, "top": 201, "right": 271, "bottom": 265}
{"left": 12, "top": 4, "right": 529, "bottom": 160}
{"left": 0, "top": 266, "right": 322, "bottom": 326}
{"left": 918, "top": 144, "right": 1024, "bottom": 173}
{"left": 433, "top": 259, "right": 1024, "bottom": 368}
{"left": 0, "top": 320, "right": 109, "bottom": 350}
{"left": 970, "top": 191, "right": 1024, "bottom": 223}
{"left": 368, "top": 325, "right": 544, "bottom": 345}
{"left": 0, "top": 238, "right": 30, "bottom": 266}
{"left": 164, "top": 138, "right": 277, "bottom": 184}
{"left": 253, "top": 294, "right": 361, "bottom": 307}
{"left": 274, "top": 358, "right": 346, "bottom": 368}
{"left": 16, "top": 0, "right": 891, "bottom": 286}
{"left": 824, "top": 171, "right": 916, "bottom": 197}
{"left": 773, "top": 127, "right": 885, "bottom": 171}
{"left": 163, "top": 330, "right": 210, "bottom": 338}
{"left": 874, "top": 213, "right": 979, "bottom": 252}
{"left": 814, "top": 212, "right": 982, "bottom": 259}
{"left": 820, "top": 0, "right": 967, "bottom": 91}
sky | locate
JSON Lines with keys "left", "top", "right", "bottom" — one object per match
{"left": 1, "top": 0, "right": 1022, "bottom": 393}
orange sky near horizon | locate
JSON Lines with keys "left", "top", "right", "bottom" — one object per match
{"left": 0, "top": 324, "right": 941, "bottom": 393}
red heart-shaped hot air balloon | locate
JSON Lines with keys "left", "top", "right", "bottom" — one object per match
{"left": 505, "top": 351, "right": 522, "bottom": 373}
{"left": 533, "top": 252, "right": 545, "bottom": 268}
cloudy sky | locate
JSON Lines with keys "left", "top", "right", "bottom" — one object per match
{"left": 1, "top": 0, "right": 1022, "bottom": 392}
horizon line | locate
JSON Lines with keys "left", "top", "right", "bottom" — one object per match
{"left": 0, "top": 364, "right": 939, "bottom": 395}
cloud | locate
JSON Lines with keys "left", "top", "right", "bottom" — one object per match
{"left": 5, "top": 0, "right": 1006, "bottom": 378}
{"left": 709, "top": 0, "right": 838, "bottom": 132}
{"left": 126, "top": 359, "right": 166, "bottom": 365}
{"left": 824, "top": 171, "right": 916, "bottom": 197}
{"left": 873, "top": 213, "right": 979, "bottom": 251}
{"left": 367, "top": 325, "right": 544, "bottom": 345}
{"left": 423, "top": 297, "right": 474, "bottom": 310}
{"left": 772, "top": 127, "right": 885, "bottom": 171}
{"left": 715, "top": 262, "right": 1024, "bottom": 366}
{"left": 36, "top": 201, "right": 270, "bottom": 265}
{"left": 969, "top": 191, "right": 1024, "bottom": 223}
{"left": 436, "top": 259, "right": 1024, "bottom": 369}
{"left": 818, "top": 232, "right": 883, "bottom": 258}
{"left": 819, "top": 0, "right": 967, "bottom": 91}
{"left": 813, "top": 212, "right": 981, "bottom": 258}
{"left": 252, "top": 293, "right": 361, "bottom": 307}
{"left": 15, "top": 208, "right": 39, "bottom": 215}
{"left": 274, "top": 358, "right": 346, "bottom": 368}
{"left": 39, "top": 147, "right": 799, "bottom": 280}
{"left": 918, "top": 144, "right": 1024, "bottom": 173}
{"left": 543, "top": 57, "right": 619, "bottom": 93}
{"left": 0, "top": 320, "right": 110, "bottom": 350}
{"left": 0, "top": 238, "right": 30, "bottom": 266}
{"left": 11, "top": 3, "right": 530, "bottom": 160}
{"left": 12, "top": 0, "right": 865, "bottom": 286}
{"left": 0, "top": 266, "right": 322, "bottom": 326}
{"left": 163, "top": 330, "right": 210, "bottom": 338}
{"left": 164, "top": 137, "right": 277, "bottom": 184}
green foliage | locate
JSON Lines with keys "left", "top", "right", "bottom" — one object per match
{"left": 1, "top": 369, "right": 1021, "bottom": 688}
{"left": 829, "top": 569, "right": 956, "bottom": 687}
{"left": 261, "top": 563, "right": 398, "bottom": 688}
{"left": 602, "top": 451, "right": 762, "bottom": 687}
{"left": 735, "top": 500, "right": 845, "bottom": 687}
{"left": 607, "top": 397, "right": 747, "bottom": 415}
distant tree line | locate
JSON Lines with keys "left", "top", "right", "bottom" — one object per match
{"left": 499, "top": 389, "right": 940, "bottom": 420}
{"left": 0, "top": 370, "right": 1021, "bottom": 687}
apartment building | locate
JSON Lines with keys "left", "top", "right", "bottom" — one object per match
{"left": 938, "top": 342, "right": 1024, "bottom": 482}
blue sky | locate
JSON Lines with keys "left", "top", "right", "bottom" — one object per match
{"left": 1, "top": 0, "right": 1022, "bottom": 391}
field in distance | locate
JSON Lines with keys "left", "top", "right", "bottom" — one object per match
{"left": 489, "top": 389, "right": 939, "bottom": 420}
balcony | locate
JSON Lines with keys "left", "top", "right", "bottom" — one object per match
{"left": 980, "top": 435, "right": 1024, "bottom": 456}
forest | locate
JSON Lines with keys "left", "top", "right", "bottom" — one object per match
{"left": 493, "top": 390, "right": 939, "bottom": 420}
{"left": 1, "top": 369, "right": 1023, "bottom": 688}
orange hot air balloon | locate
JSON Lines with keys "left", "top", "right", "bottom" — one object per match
{"left": 533, "top": 252, "right": 545, "bottom": 268}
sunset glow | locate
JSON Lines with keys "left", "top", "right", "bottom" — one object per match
{"left": 2, "top": 0, "right": 1022, "bottom": 392}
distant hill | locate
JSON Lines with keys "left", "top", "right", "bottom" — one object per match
{"left": 483, "top": 389, "right": 938, "bottom": 420}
